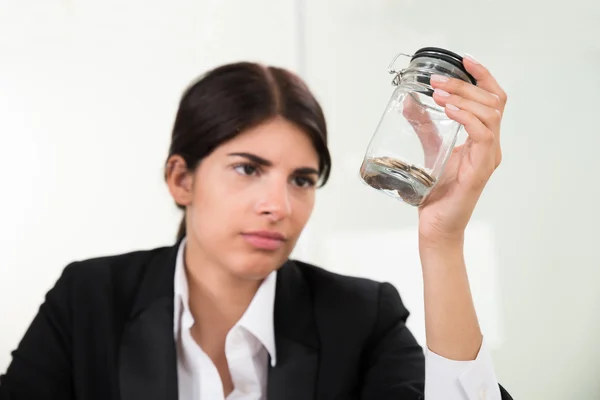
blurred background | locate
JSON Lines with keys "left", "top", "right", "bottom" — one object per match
{"left": 1, "top": 0, "right": 599, "bottom": 398}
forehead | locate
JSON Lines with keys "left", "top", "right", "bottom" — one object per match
{"left": 218, "top": 118, "right": 320, "bottom": 167}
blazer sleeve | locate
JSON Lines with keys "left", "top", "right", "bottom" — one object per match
{"left": 359, "top": 282, "right": 514, "bottom": 400}
{"left": 0, "top": 264, "right": 76, "bottom": 400}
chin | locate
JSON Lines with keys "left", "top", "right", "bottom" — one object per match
{"left": 227, "top": 251, "right": 288, "bottom": 280}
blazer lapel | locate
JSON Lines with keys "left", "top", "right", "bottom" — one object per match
{"left": 119, "top": 243, "right": 180, "bottom": 400}
{"left": 267, "top": 261, "right": 320, "bottom": 400}
{"left": 118, "top": 248, "right": 321, "bottom": 400}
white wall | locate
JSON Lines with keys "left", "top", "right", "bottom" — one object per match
{"left": 0, "top": 0, "right": 301, "bottom": 369}
{"left": 2, "top": 0, "right": 600, "bottom": 399}
{"left": 300, "top": 1, "right": 600, "bottom": 399}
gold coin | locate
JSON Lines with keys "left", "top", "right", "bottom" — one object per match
{"left": 408, "top": 166, "right": 435, "bottom": 187}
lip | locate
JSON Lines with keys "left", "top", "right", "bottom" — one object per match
{"left": 242, "top": 231, "right": 286, "bottom": 251}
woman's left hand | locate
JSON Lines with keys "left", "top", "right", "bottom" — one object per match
{"left": 417, "top": 55, "right": 508, "bottom": 245}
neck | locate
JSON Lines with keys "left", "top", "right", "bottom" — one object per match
{"left": 183, "top": 238, "right": 262, "bottom": 347}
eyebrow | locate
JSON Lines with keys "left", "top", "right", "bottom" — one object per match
{"left": 228, "top": 152, "right": 319, "bottom": 176}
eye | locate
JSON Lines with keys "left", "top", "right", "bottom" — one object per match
{"left": 293, "top": 175, "right": 316, "bottom": 188}
{"left": 233, "top": 163, "right": 260, "bottom": 176}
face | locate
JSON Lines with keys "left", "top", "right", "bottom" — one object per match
{"left": 167, "top": 117, "right": 320, "bottom": 281}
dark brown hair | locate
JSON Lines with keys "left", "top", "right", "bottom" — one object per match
{"left": 165, "top": 62, "right": 331, "bottom": 241}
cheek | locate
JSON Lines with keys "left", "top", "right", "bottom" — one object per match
{"left": 291, "top": 192, "right": 315, "bottom": 228}
{"left": 190, "top": 186, "right": 241, "bottom": 239}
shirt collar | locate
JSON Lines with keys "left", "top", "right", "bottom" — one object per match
{"left": 173, "top": 237, "right": 278, "bottom": 366}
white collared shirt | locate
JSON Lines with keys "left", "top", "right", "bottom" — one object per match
{"left": 173, "top": 238, "right": 501, "bottom": 400}
{"left": 174, "top": 238, "right": 276, "bottom": 400}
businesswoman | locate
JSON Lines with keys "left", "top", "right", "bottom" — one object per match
{"left": 0, "top": 57, "right": 512, "bottom": 400}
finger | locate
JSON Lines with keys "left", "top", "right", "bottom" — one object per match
{"left": 462, "top": 54, "right": 508, "bottom": 109}
{"left": 432, "top": 89, "right": 501, "bottom": 131}
{"left": 444, "top": 104, "right": 500, "bottom": 170}
{"left": 430, "top": 74, "right": 504, "bottom": 144}
{"left": 444, "top": 104, "right": 493, "bottom": 145}
{"left": 430, "top": 74, "right": 502, "bottom": 112}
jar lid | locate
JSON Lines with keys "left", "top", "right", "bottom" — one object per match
{"left": 411, "top": 47, "right": 476, "bottom": 85}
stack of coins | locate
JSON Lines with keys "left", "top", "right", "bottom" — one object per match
{"left": 369, "top": 156, "right": 436, "bottom": 188}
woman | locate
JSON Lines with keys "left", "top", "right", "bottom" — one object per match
{"left": 0, "top": 58, "right": 512, "bottom": 400}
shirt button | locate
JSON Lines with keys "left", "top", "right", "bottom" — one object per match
{"left": 240, "top": 384, "right": 251, "bottom": 393}
{"left": 479, "top": 387, "right": 487, "bottom": 400}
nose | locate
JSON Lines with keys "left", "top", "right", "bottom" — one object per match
{"left": 255, "top": 179, "right": 292, "bottom": 222}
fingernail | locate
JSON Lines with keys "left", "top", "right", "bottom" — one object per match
{"left": 430, "top": 74, "right": 449, "bottom": 83}
{"left": 446, "top": 104, "right": 459, "bottom": 111}
{"left": 464, "top": 53, "right": 480, "bottom": 64}
{"left": 434, "top": 88, "right": 450, "bottom": 97}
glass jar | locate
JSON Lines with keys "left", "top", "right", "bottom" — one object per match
{"left": 359, "top": 47, "right": 476, "bottom": 206}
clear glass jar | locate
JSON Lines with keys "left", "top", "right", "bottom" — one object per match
{"left": 359, "top": 47, "right": 476, "bottom": 206}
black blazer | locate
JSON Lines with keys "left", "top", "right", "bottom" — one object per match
{"left": 0, "top": 242, "right": 512, "bottom": 400}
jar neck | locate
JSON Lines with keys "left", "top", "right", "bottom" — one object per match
{"left": 397, "top": 56, "right": 473, "bottom": 94}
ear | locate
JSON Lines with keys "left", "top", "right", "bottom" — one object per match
{"left": 165, "top": 155, "right": 194, "bottom": 207}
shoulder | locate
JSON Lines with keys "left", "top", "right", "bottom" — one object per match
{"left": 291, "top": 259, "right": 382, "bottom": 300}
{"left": 288, "top": 260, "right": 412, "bottom": 362}
{"left": 54, "top": 245, "right": 176, "bottom": 311}
{"left": 290, "top": 259, "right": 408, "bottom": 322}
{"left": 62, "top": 245, "right": 172, "bottom": 283}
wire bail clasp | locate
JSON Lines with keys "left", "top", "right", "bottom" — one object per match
{"left": 388, "top": 52, "right": 413, "bottom": 86}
